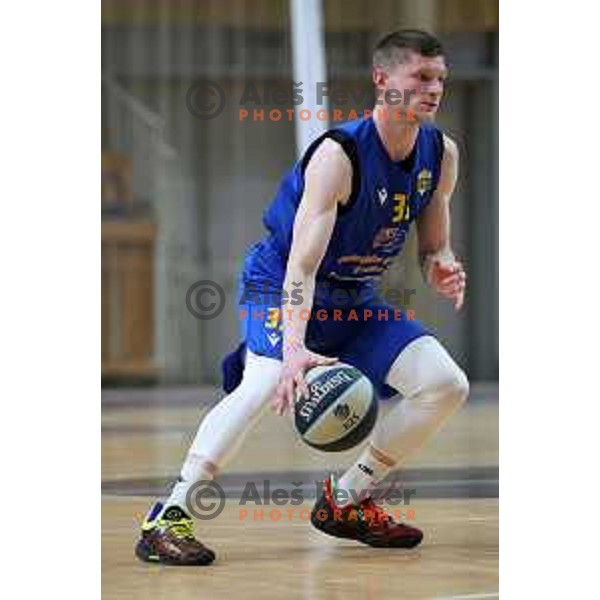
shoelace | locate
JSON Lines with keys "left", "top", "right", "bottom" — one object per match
{"left": 328, "top": 477, "right": 396, "bottom": 528}
{"left": 163, "top": 518, "right": 195, "bottom": 540}
{"left": 360, "top": 498, "right": 394, "bottom": 527}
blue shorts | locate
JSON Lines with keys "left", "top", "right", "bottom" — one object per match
{"left": 221, "top": 280, "right": 433, "bottom": 399}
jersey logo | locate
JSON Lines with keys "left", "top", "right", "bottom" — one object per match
{"left": 376, "top": 187, "right": 388, "bottom": 205}
{"left": 266, "top": 331, "right": 281, "bottom": 348}
{"left": 416, "top": 169, "right": 433, "bottom": 195}
{"left": 373, "top": 226, "right": 401, "bottom": 249}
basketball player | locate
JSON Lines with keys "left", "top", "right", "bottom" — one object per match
{"left": 136, "top": 30, "right": 469, "bottom": 565}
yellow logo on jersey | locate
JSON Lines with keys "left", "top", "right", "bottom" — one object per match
{"left": 416, "top": 169, "right": 433, "bottom": 195}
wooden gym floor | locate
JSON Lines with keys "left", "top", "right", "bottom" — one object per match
{"left": 102, "top": 384, "right": 499, "bottom": 600}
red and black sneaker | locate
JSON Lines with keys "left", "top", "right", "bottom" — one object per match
{"left": 311, "top": 475, "right": 423, "bottom": 549}
{"left": 135, "top": 502, "right": 216, "bottom": 566}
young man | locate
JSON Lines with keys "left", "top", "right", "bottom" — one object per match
{"left": 136, "top": 29, "right": 469, "bottom": 566}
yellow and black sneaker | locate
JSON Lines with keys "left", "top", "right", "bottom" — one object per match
{"left": 135, "top": 502, "right": 216, "bottom": 566}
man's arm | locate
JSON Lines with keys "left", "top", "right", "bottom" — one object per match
{"left": 272, "top": 138, "right": 352, "bottom": 415}
{"left": 416, "top": 134, "right": 466, "bottom": 309}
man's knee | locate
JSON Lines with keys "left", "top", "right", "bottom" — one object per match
{"left": 385, "top": 337, "right": 469, "bottom": 405}
{"left": 432, "top": 362, "right": 469, "bottom": 410}
{"left": 449, "top": 366, "right": 469, "bottom": 403}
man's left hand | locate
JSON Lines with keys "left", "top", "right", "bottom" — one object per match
{"left": 425, "top": 257, "right": 467, "bottom": 310}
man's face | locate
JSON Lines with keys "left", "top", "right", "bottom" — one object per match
{"left": 374, "top": 51, "right": 448, "bottom": 122}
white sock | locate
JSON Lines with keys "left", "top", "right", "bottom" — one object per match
{"left": 335, "top": 443, "right": 397, "bottom": 507}
{"left": 163, "top": 454, "right": 215, "bottom": 512}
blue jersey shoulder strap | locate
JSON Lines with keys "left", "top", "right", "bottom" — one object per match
{"left": 299, "top": 129, "right": 361, "bottom": 212}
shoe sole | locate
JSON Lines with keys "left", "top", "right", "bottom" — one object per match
{"left": 135, "top": 539, "right": 216, "bottom": 566}
{"left": 311, "top": 510, "right": 423, "bottom": 549}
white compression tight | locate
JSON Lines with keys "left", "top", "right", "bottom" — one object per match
{"left": 374, "top": 335, "right": 469, "bottom": 463}
{"left": 336, "top": 336, "right": 469, "bottom": 503}
{"left": 187, "top": 350, "right": 282, "bottom": 467}
{"left": 166, "top": 350, "right": 282, "bottom": 507}
{"left": 166, "top": 336, "right": 468, "bottom": 509}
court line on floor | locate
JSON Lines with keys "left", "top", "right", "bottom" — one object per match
{"left": 101, "top": 472, "right": 499, "bottom": 499}
{"left": 433, "top": 593, "right": 498, "bottom": 600}
{"left": 101, "top": 465, "right": 498, "bottom": 488}
{"left": 102, "top": 382, "right": 498, "bottom": 409}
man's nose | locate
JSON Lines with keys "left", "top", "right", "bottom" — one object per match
{"left": 422, "top": 80, "right": 443, "bottom": 96}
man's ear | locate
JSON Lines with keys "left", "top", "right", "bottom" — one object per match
{"left": 372, "top": 65, "right": 387, "bottom": 90}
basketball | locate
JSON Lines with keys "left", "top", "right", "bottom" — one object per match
{"left": 294, "top": 363, "right": 378, "bottom": 452}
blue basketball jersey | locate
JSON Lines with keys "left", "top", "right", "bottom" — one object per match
{"left": 225, "top": 117, "right": 446, "bottom": 396}
{"left": 243, "top": 116, "right": 444, "bottom": 302}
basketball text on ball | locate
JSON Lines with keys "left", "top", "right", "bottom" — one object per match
{"left": 340, "top": 412, "right": 360, "bottom": 431}
{"left": 294, "top": 363, "right": 378, "bottom": 452}
{"left": 298, "top": 370, "right": 356, "bottom": 419}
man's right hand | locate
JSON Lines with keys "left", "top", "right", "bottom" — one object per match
{"left": 272, "top": 348, "right": 338, "bottom": 416}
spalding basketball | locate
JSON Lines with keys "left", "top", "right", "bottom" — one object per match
{"left": 294, "top": 363, "right": 378, "bottom": 452}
